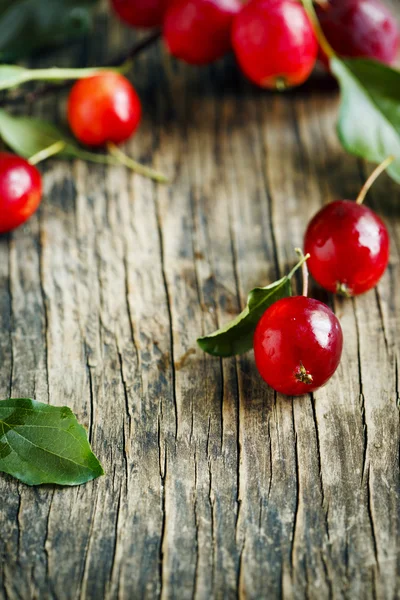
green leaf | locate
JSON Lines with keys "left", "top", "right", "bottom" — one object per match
{"left": 0, "top": 110, "right": 168, "bottom": 182}
{"left": 0, "top": 398, "right": 103, "bottom": 486}
{"left": 0, "top": 64, "right": 114, "bottom": 92}
{"left": 0, "top": 0, "right": 99, "bottom": 62}
{"left": 197, "top": 277, "right": 292, "bottom": 357}
{"left": 331, "top": 57, "right": 400, "bottom": 183}
{"left": 198, "top": 255, "right": 309, "bottom": 357}
{"left": 0, "top": 109, "right": 77, "bottom": 158}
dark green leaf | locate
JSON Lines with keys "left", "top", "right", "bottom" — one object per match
{"left": 198, "top": 256, "right": 310, "bottom": 357}
{"left": 331, "top": 57, "right": 400, "bottom": 183}
{"left": 0, "top": 0, "right": 99, "bottom": 61}
{"left": 0, "top": 398, "right": 104, "bottom": 486}
{"left": 197, "top": 278, "right": 291, "bottom": 357}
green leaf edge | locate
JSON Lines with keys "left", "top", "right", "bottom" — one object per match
{"left": 331, "top": 56, "right": 400, "bottom": 184}
{"left": 197, "top": 276, "right": 290, "bottom": 358}
{"left": 197, "top": 256, "right": 309, "bottom": 357}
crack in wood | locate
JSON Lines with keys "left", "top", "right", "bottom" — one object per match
{"left": 353, "top": 300, "right": 369, "bottom": 486}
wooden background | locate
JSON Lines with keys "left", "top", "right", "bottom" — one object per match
{"left": 0, "top": 4, "right": 399, "bottom": 599}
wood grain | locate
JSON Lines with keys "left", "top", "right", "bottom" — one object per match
{"left": 0, "top": 5, "right": 399, "bottom": 599}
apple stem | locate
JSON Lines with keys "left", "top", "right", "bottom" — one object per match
{"left": 356, "top": 156, "right": 395, "bottom": 205}
{"left": 295, "top": 248, "right": 311, "bottom": 297}
{"left": 302, "top": 258, "right": 310, "bottom": 297}
{"left": 28, "top": 140, "right": 66, "bottom": 165}
{"left": 107, "top": 142, "right": 169, "bottom": 184}
{"left": 301, "top": 0, "right": 336, "bottom": 60}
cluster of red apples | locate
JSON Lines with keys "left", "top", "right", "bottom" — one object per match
{"left": 1, "top": 0, "right": 399, "bottom": 236}
{"left": 112, "top": 0, "right": 399, "bottom": 87}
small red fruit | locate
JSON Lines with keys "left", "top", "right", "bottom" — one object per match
{"left": 254, "top": 296, "right": 343, "bottom": 396}
{"left": 67, "top": 72, "right": 142, "bottom": 147}
{"left": 110, "top": 0, "right": 169, "bottom": 28}
{"left": 232, "top": 0, "right": 318, "bottom": 89}
{"left": 0, "top": 153, "right": 43, "bottom": 234}
{"left": 163, "top": 0, "right": 242, "bottom": 65}
{"left": 304, "top": 158, "right": 392, "bottom": 297}
{"left": 317, "top": 0, "right": 400, "bottom": 67}
{"left": 304, "top": 201, "right": 389, "bottom": 297}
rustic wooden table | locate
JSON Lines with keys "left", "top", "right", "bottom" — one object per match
{"left": 0, "top": 5, "right": 399, "bottom": 600}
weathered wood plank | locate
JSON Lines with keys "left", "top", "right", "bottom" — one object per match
{"left": 0, "top": 4, "right": 399, "bottom": 599}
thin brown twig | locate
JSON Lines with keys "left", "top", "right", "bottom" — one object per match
{"left": 0, "top": 31, "right": 161, "bottom": 107}
{"left": 108, "top": 30, "right": 161, "bottom": 67}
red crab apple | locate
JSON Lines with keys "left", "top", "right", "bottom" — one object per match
{"left": 254, "top": 295, "right": 343, "bottom": 396}
{"left": 67, "top": 72, "right": 142, "bottom": 147}
{"left": 304, "top": 157, "right": 392, "bottom": 296}
{"left": 232, "top": 0, "right": 318, "bottom": 89}
{"left": 163, "top": 0, "right": 242, "bottom": 65}
{"left": 0, "top": 153, "right": 43, "bottom": 234}
{"left": 317, "top": 0, "right": 400, "bottom": 67}
{"left": 110, "top": 0, "right": 169, "bottom": 28}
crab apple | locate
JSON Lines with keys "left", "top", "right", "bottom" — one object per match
{"left": 0, "top": 153, "right": 43, "bottom": 234}
{"left": 317, "top": 0, "right": 400, "bottom": 67}
{"left": 304, "top": 201, "right": 389, "bottom": 297}
{"left": 232, "top": 0, "right": 318, "bottom": 89}
{"left": 304, "top": 157, "right": 392, "bottom": 297}
{"left": 163, "top": 0, "right": 242, "bottom": 65}
{"left": 254, "top": 296, "right": 343, "bottom": 396}
{"left": 110, "top": 0, "right": 169, "bottom": 28}
{"left": 67, "top": 72, "right": 142, "bottom": 147}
